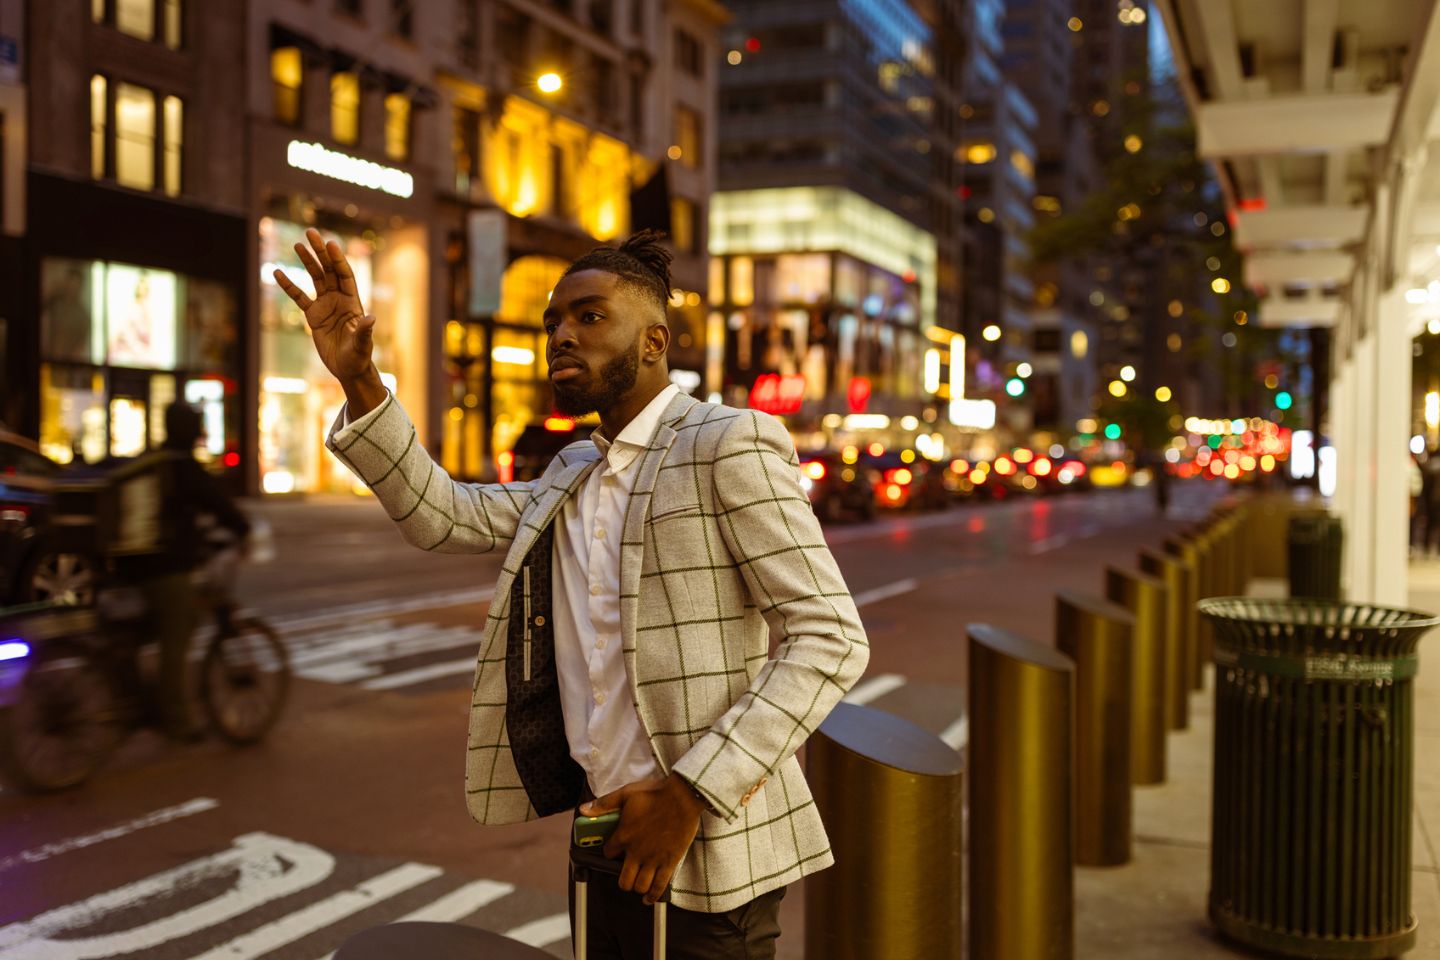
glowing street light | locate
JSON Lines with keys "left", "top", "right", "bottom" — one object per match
{"left": 1211, "top": 277, "right": 1232, "bottom": 294}
{"left": 1108, "top": 380, "right": 1127, "bottom": 398}
{"left": 1155, "top": 386, "right": 1172, "bottom": 402}
{"left": 1016, "top": 362, "right": 1033, "bottom": 378}
{"left": 537, "top": 72, "right": 563, "bottom": 94}
{"left": 982, "top": 324, "right": 1002, "bottom": 342}
{"left": 1119, "top": 364, "right": 1136, "bottom": 382}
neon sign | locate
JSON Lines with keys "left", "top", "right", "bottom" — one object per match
{"left": 286, "top": 140, "right": 414, "bottom": 198}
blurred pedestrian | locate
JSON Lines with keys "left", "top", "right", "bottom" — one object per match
{"left": 276, "top": 228, "right": 868, "bottom": 959}
{"left": 115, "top": 403, "right": 251, "bottom": 740}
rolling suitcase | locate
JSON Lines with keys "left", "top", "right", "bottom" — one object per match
{"left": 570, "top": 842, "right": 669, "bottom": 960}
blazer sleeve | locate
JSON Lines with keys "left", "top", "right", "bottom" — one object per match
{"left": 325, "top": 391, "right": 532, "bottom": 554}
{"left": 670, "top": 410, "right": 870, "bottom": 821}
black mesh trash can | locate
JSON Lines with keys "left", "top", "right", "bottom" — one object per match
{"left": 1287, "top": 513, "right": 1343, "bottom": 600}
{"left": 1199, "top": 598, "right": 1439, "bottom": 959}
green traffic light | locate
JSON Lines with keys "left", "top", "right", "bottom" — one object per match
{"left": 1005, "top": 378, "right": 1026, "bottom": 397}
{"left": 1276, "top": 390, "right": 1293, "bottom": 410}
{"left": 1103, "top": 423, "right": 1122, "bottom": 440}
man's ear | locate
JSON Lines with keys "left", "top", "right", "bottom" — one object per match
{"left": 643, "top": 320, "right": 671, "bottom": 363}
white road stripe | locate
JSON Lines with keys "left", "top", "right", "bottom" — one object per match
{"left": 843, "top": 673, "right": 906, "bottom": 705}
{"left": 290, "top": 623, "right": 478, "bottom": 669}
{"left": 263, "top": 587, "right": 495, "bottom": 635}
{"left": 939, "top": 715, "right": 968, "bottom": 751}
{"left": 395, "top": 879, "right": 516, "bottom": 923}
{"left": 361, "top": 658, "right": 477, "bottom": 691}
{"left": 852, "top": 578, "right": 919, "bottom": 608}
{"left": 0, "top": 798, "right": 218, "bottom": 875}
{"left": 504, "top": 912, "right": 572, "bottom": 947}
{"left": 187, "top": 862, "right": 443, "bottom": 960}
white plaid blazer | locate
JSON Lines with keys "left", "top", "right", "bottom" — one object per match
{"left": 326, "top": 389, "right": 869, "bottom": 912}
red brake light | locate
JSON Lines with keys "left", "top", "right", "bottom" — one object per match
{"left": 885, "top": 468, "right": 913, "bottom": 485}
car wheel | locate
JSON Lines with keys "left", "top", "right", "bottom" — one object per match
{"left": 25, "top": 550, "right": 98, "bottom": 607}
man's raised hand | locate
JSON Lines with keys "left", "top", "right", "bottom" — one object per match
{"left": 273, "top": 227, "right": 387, "bottom": 416}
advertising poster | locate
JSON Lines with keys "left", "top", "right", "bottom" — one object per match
{"left": 106, "top": 264, "right": 178, "bottom": 369}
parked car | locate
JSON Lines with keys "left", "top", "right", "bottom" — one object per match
{"left": 865, "top": 451, "right": 950, "bottom": 511}
{"left": 506, "top": 419, "right": 596, "bottom": 481}
{"left": 0, "top": 430, "right": 97, "bottom": 606}
{"left": 797, "top": 451, "right": 877, "bottom": 523}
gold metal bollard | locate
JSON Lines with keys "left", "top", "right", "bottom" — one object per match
{"left": 805, "top": 702, "right": 963, "bottom": 960}
{"left": 1104, "top": 566, "right": 1169, "bottom": 785}
{"left": 968, "top": 624, "right": 1074, "bottom": 960}
{"left": 1138, "top": 548, "right": 1191, "bottom": 731}
{"left": 1163, "top": 536, "right": 1204, "bottom": 692}
{"left": 1055, "top": 593, "right": 1134, "bottom": 866}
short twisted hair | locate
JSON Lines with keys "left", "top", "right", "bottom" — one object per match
{"left": 560, "top": 229, "right": 673, "bottom": 314}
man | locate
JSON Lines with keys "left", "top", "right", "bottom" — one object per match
{"left": 115, "top": 403, "right": 251, "bottom": 739}
{"left": 275, "top": 228, "right": 868, "bottom": 958}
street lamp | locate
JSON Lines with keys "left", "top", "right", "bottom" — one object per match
{"left": 982, "top": 324, "right": 1002, "bottom": 342}
{"left": 537, "top": 72, "right": 563, "bottom": 94}
{"left": 1119, "top": 364, "right": 1136, "bottom": 382}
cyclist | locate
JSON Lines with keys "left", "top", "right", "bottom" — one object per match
{"left": 114, "top": 402, "right": 251, "bottom": 740}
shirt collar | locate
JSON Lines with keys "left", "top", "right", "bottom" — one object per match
{"left": 591, "top": 383, "right": 680, "bottom": 472}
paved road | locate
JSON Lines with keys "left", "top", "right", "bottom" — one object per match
{"left": 0, "top": 483, "right": 1220, "bottom": 959}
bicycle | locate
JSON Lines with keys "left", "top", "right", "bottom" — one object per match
{"left": 0, "top": 538, "right": 289, "bottom": 793}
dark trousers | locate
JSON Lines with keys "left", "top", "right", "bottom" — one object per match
{"left": 137, "top": 573, "right": 202, "bottom": 738}
{"left": 569, "top": 868, "right": 785, "bottom": 960}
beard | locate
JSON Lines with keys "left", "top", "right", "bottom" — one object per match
{"left": 552, "top": 346, "right": 640, "bottom": 417}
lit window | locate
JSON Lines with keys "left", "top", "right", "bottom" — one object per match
{"left": 272, "top": 48, "right": 303, "bottom": 126}
{"left": 1010, "top": 149, "right": 1034, "bottom": 179}
{"left": 92, "top": 0, "right": 105, "bottom": 22}
{"left": 163, "top": 96, "right": 183, "bottom": 196}
{"left": 961, "top": 141, "right": 996, "bottom": 164}
{"left": 115, "top": 82, "right": 156, "bottom": 191}
{"left": 674, "top": 105, "right": 701, "bottom": 170}
{"left": 385, "top": 93, "right": 411, "bottom": 161}
{"left": 163, "top": 0, "right": 181, "bottom": 48}
{"left": 116, "top": 0, "right": 154, "bottom": 41}
{"left": 90, "top": 75, "right": 108, "bottom": 180}
{"left": 331, "top": 72, "right": 360, "bottom": 145}
{"left": 670, "top": 197, "right": 696, "bottom": 254}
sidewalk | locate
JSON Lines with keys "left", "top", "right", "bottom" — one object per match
{"left": 1075, "top": 566, "right": 1440, "bottom": 958}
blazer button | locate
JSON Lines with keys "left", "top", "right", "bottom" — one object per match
{"left": 534, "top": 615, "right": 546, "bottom": 626}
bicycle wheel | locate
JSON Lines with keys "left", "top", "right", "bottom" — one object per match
{"left": 202, "top": 615, "right": 289, "bottom": 745}
{"left": 0, "top": 641, "right": 121, "bottom": 792}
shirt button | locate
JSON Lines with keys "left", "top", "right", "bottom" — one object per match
{"left": 594, "top": 691, "right": 606, "bottom": 705}
{"left": 534, "top": 615, "right": 545, "bottom": 627}
{"left": 596, "top": 637, "right": 607, "bottom": 650}
{"left": 590, "top": 584, "right": 601, "bottom": 596}
{"left": 590, "top": 747, "right": 600, "bottom": 761}
{"left": 595, "top": 527, "right": 606, "bottom": 540}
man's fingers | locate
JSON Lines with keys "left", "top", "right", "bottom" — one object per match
{"left": 305, "top": 228, "right": 337, "bottom": 291}
{"left": 273, "top": 270, "right": 313, "bottom": 310}
{"left": 617, "top": 855, "right": 640, "bottom": 893}
{"left": 645, "top": 863, "right": 674, "bottom": 905}
{"left": 293, "top": 242, "right": 326, "bottom": 289}
{"left": 351, "top": 314, "right": 376, "bottom": 350}
{"left": 632, "top": 864, "right": 657, "bottom": 902}
{"left": 329, "top": 240, "right": 360, "bottom": 297}
{"left": 581, "top": 789, "right": 625, "bottom": 817}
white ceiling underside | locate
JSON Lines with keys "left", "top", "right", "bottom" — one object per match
{"left": 1157, "top": 0, "right": 1440, "bottom": 330}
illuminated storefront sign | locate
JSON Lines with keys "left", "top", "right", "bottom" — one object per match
{"left": 949, "top": 398, "right": 997, "bottom": 430}
{"left": 286, "top": 140, "right": 414, "bottom": 198}
{"left": 749, "top": 373, "right": 806, "bottom": 415}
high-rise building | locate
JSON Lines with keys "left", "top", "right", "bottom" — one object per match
{"left": 13, "top": 0, "right": 250, "bottom": 485}
{"left": 711, "top": 0, "right": 965, "bottom": 446}
{"left": 249, "top": 0, "right": 724, "bottom": 494}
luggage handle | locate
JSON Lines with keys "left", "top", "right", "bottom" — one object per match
{"left": 570, "top": 844, "right": 668, "bottom": 960}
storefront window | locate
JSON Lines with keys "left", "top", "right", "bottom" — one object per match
{"left": 41, "top": 260, "right": 104, "bottom": 363}
{"left": 106, "top": 262, "right": 178, "bottom": 368}
{"left": 385, "top": 93, "right": 410, "bottom": 161}
{"left": 775, "top": 253, "right": 830, "bottom": 304}
{"left": 38, "top": 365, "right": 107, "bottom": 465}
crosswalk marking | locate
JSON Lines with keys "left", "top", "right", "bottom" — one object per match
{"left": 395, "top": 879, "right": 516, "bottom": 923}
{"left": 940, "top": 715, "right": 968, "bottom": 750}
{"left": 187, "top": 862, "right": 443, "bottom": 960}
{"left": 843, "top": 673, "right": 906, "bottom": 705}
{"left": 504, "top": 912, "right": 572, "bottom": 947}
{"left": 852, "top": 578, "right": 919, "bottom": 608}
{"left": 0, "top": 797, "right": 218, "bottom": 875}
{"left": 362, "top": 657, "right": 477, "bottom": 690}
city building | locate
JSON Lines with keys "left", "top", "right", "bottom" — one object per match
{"left": 10, "top": 0, "right": 250, "bottom": 487}
{"left": 712, "top": 0, "right": 967, "bottom": 452}
{"left": 0, "top": 0, "right": 24, "bottom": 389}
{"left": 249, "top": 0, "right": 724, "bottom": 494}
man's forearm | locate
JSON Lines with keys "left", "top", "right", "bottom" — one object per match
{"left": 341, "top": 365, "right": 388, "bottom": 420}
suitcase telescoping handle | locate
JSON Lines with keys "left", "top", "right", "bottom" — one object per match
{"left": 570, "top": 844, "right": 669, "bottom": 960}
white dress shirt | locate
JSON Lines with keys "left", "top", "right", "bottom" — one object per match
{"left": 553, "top": 383, "right": 679, "bottom": 797}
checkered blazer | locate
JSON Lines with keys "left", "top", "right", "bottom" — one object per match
{"left": 326, "top": 389, "right": 869, "bottom": 912}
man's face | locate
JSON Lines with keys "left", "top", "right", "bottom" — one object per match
{"left": 543, "top": 270, "right": 660, "bottom": 418}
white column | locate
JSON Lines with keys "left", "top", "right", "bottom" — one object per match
{"left": 1349, "top": 328, "right": 1378, "bottom": 599}
{"left": 1331, "top": 354, "right": 1353, "bottom": 589}
{"left": 1369, "top": 286, "right": 1413, "bottom": 606}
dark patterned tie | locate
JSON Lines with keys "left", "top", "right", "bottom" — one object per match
{"left": 505, "top": 521, "right": 587, "bottom": 816}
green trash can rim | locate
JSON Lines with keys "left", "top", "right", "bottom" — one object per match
{"left": 1197, "top": 596, "right": 1440, "bottom": 632}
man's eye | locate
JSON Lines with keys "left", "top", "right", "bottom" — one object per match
{"left": 544, "top": 323, "right": 558, "bottom": 335}
{"left": 583, "top": 311, "right": 603, "bottom": 322}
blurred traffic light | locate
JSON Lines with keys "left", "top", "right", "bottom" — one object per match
{"left": 1104, "top": 423, "right": 1122, "bottom": 440}
{"left": 1005, "top": 377, "right": 1026, "bottom": 397}
{"left": 1275, "top": 390, "right": 1293, "bottom": 411}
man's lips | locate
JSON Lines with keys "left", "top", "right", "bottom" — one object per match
{"left": 550, "top": 358, "right": 584, "bottom": 381}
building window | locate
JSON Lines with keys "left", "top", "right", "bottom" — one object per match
{"left": 670, "top": 197, "right": 697, "bottom": 254}
{"left": 453, "top": 107, "right": 482, "bottom": 193}
{"left": 385, "top": 93, "right": 410, "bottom": 161}
{"left": 162, "top": 95, "right": 183, "bottom": 196}
{"left": 331, "top": 72, "right": 360, "bottom": 145}
{"left": 672, "top": 105, "right": 700, "bottom": 169}
{"left": 272, "top": 48, "right": 303, "bottom": 126}
{"left": 115, "top": 82, "right": 156, "bottom": 191}
{"left": 93, "top": 0, "right": 182, "bottom": 50}
{"left": 961, "top": 140, "right": 996, "bottom": 164}
{"left": 90, "top": 75, "right": 108, "bottom": 180}
{"left": 589, "top": 0, "right": 614, "bottom": 34}
{"left": 456, "top": 0, "right": 479, "bottom": 68}
{"left": 390, "top": 0, "right": 413, "bottom": 38}
{"left": 674, "top": 28, "right": 702, "bottom": 77}
{"left": 1010, "top": 149, "right": 1034, "bottom": 179}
